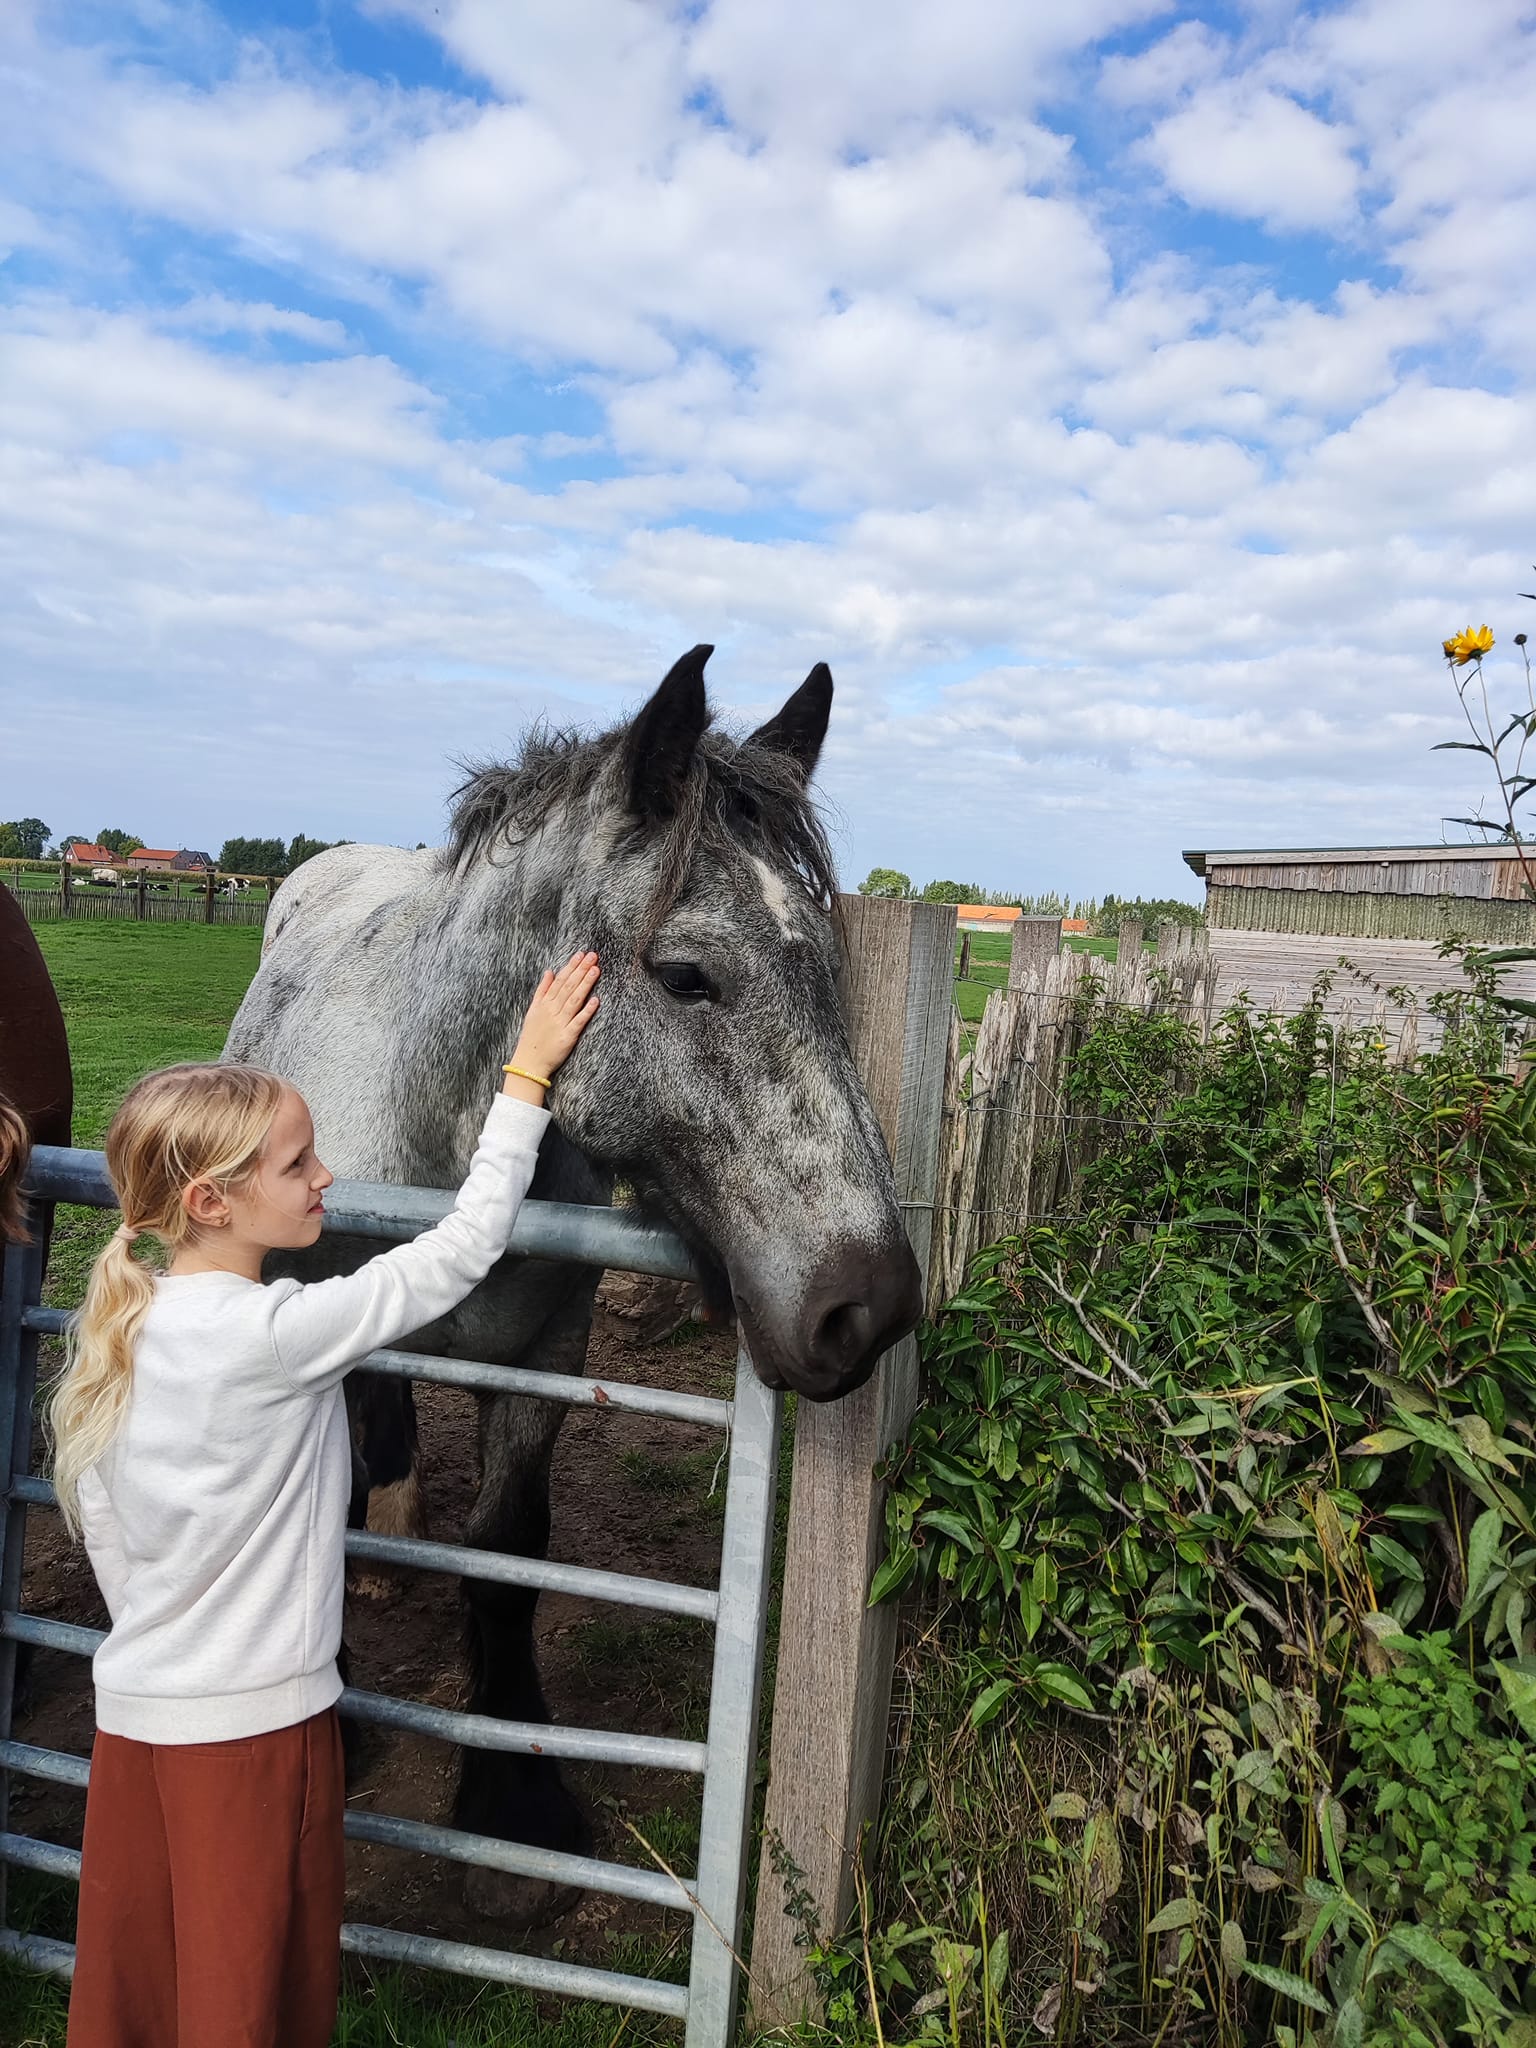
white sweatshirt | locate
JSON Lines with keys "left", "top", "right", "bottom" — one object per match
{"left": 77, "top": 1093, "right": 550, "bottom": 1745}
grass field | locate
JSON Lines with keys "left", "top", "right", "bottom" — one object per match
{"left": 952, "top": 927, "right": 1121, "bottom": 1023}
{"left": 31, "top": 922, "right": 266, "bottom": 1307}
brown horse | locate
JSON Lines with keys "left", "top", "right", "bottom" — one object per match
{"left": 0, "top": 884, "right": 72, "bottom": 1228}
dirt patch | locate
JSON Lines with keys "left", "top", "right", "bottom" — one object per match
{"left": 14, "top": 1287, "right": 739, "bottom": 1965}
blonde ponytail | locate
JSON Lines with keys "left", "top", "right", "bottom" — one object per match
{"left": 48, "top": 1063, "right": 286, "bottom": 1536}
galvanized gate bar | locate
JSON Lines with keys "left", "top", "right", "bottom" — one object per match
{"left": 22, "top": 1311, "right": 733, "bottom": 1429}
{"left": 8, "top": 1472, "right": 719, "bottom": 1620}
{"left": 0, "top": 1610, "right": 710, "bottom": 1773}
{"left": 2, "top": 1157, "right": 783, "bottom": 2041}
{"left": 0, "top": 1233, "right": 45, "bottom": 1934}
{"left": 0, "top": 1838, "right": 692, "bottom": 2022}
{"left": 686, "top": 1350, "right": 780, "bottom": 2047}
{"left": 341, "top": 1921, "right": 690, "bottom": 2020}
{"left": 0, "top": 1740, "right": 694, "bottom": 1909}
{"left": 24, "top": 1150, "right": 697, "bottom": 1280}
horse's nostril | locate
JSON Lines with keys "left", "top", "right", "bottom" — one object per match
{"left": 811, "top": 1299, "right": 868, "bottom": 1368}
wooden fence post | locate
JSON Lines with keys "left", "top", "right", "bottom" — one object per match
{"left": 59, "top": 863, "right": 72, "bottom": 918}
{"left": 1118, "top": 918, "right": 1143, "bottom": 957}
{"left": 957, "top": 930, "right": 971, "bottom": 984}
{"left": 1009, "top": 914, "right": 1061, "bottom": 988}
{"left": 204, "top": 868, "right": 216, "bottom": 924}
{"left": 750, "top": 897, "right": 955, "bottom": 2027}
{"left": 135, "top": 871, "right": 147, "bottom": 922}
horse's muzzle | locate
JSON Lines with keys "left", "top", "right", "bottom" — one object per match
{"left": 735, "top": 1235, "right": 924, "bottom": 1401}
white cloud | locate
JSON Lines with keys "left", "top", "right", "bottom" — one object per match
{"left": 158, "top": 295, "right": 351, "bottom": 350}
{"left": 1, "top": 0, "right": 1534, "bottom": 899}
{"left": 1146, "top": 88, "right": 1361, "bottom": 233}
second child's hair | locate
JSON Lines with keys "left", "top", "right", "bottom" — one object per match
{"left": 48, "top": 1063, "right": 286, "bottom": 1536}
{"left": 0, "top": 1095, "right": 31, "bottom": 1245}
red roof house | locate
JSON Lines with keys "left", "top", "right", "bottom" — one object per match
{"left": 67, "top": 843, "right": 112, "bottom": 866}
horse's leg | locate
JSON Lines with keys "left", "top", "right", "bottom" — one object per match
{"left": 350, "top": 1370, "right": 426, "bottom": 1598}
{"left": 454, "top": 1295, "right": 596, "bottom": 1926}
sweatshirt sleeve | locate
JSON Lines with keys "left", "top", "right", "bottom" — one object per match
{"left": 77, "top": 1466, "right": 133, "bottom": 1622}
{"left": 268, "top": 1093, "right": 551, "bottom": 1393}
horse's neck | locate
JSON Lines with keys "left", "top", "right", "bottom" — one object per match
{"left": 411, "top": 842, "right": 567, "bottom": 1120}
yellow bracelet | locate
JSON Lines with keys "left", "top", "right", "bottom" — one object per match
{"left": 502, "top": 1063, "right": 552, "bottom": 1090}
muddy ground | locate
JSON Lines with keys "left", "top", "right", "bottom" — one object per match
{"left": 13, "top": 1285, "right": 738, "bottom": 1967}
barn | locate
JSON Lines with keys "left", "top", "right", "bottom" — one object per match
{"left": 1181, "top": 842, "right": 1536, "bottom": 1042}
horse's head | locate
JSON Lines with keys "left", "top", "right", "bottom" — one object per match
{"left": 452, "top": 646, "right": 922, "bottom": 1401}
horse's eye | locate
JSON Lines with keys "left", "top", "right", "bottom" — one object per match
{"left": 653, "top": 961, "right": 716, "bottom": 1004}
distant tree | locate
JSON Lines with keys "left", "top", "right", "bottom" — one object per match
{"left": 219, "top": 836, "right": 288, "bottom": 876}
{"left": 919, "top": 879, "right": 984, "bottom": 904}
{"left": 1094, "top": 893, "right": 1204, "bottom": 938}
{"left": 285, "top": 834, "right": 339, "bottom": 872}
{"left": 0, "top": 818, "right": 50, "bottom": 860}
{"left": 95, "top": 827, "right": 143, "bottom": 859}
{"left": 857, "top": 868, "right": 912, "bottom": 898}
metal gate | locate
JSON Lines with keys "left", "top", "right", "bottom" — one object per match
{"left": 0, "top": 1146, "right": 783, "bottom": 2046}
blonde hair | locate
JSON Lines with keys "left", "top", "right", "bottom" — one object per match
{"left": 48, "top": 1063, "right": 287, "bottom": 1536}
{"left": 0, "top": 1094, "right": 31, "bottom": 1245}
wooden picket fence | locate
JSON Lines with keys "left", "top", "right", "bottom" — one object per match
{"left": 929, "top": 916, "right": 1533, "bottom": 1306}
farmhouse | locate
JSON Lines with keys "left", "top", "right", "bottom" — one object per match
{"left": 955, "top": 904, "right": 1020, "bottom": 931}
{"left": 64, "top": 842, "right": 111, "bottom": 867}
{"left": 1182, "top": 841, "right": 1536, "bottom": 1037}
{"left": 124, "top": 847, "right": 214, "bottom": 873}
{"left": 955, "top": 904, "right": 1091, "bottom": 934}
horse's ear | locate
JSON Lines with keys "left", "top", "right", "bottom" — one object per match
{"left": 627, "top": 644, "right": 713, "bottom": 820}
{"left": 746, "top": 663, "right": 833, "bottom": 783}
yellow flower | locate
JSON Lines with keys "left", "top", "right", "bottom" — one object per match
{"left": 1444, "top": 624, "right": 1495, "bottom": 664}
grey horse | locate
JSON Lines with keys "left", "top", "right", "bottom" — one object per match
{"left": 223, "top": 645, "right": 921, "bottom": 1923}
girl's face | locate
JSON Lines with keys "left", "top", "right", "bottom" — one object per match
{"left": 240, "top": 1088, "right": 335, "bottom": 1249}
{"left": 183, "top": 1087, "right": 334, "bottom": 1256}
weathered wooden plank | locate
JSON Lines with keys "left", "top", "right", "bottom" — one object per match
{"left": 1206, "top": 928, "right": 1536, "bottom": 1050}
{"left": 750, "top": 898, "right": 955, "bottom": 2029}
{"left": 1008, "top": 915, "right": 1061, "bottom": 988}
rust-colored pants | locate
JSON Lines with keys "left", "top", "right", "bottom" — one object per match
{"left": 67, "top": 1708, "right": 344, "bottom": 2048}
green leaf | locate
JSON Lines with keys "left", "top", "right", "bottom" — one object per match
{"left": 1219, "top": 1920, "right": 1247, "bottom": 1981}
{"left": 1380, "top": 1925, "right": 1502, "bottom": 2014}
{"left": 969, "top": 1678, "right": 1015, "bottom": 1727}
{"left": 987, "top": 1930, "right": 1009, "bottom": 1998}
{"left": 1344, "top": 1429, "right": 1415, "bottom": 1457}
{"left": 1369, "top": 1534, "right": 1424, "bottom": 1582}
{"left": 920, "top": 1509, "right": 979, "bottom": 1552}
{"left": 868, "top": 1544, "right": 918, "bottom": 1608}
{"left": 1494, "top": 1659, "right": 1536, "bottom": 1741}
{"left": 1033, "top": 1665, "right": 1095, "bottom": 1712}
{"left": 1332, "top": 1996, "right": 1365, "bottom": 2048}
{"left": 1145, "top": 1895, "right": 1200, "bottom": 1935}
{"left": 1458, "top": 1507, "right": 1504, "bottom": 1625}
{"left": 1240, "top": 1961, "right": 1331, "bottom": 2014}
{"left": 1047, "top": 1791, "right": 1089, "bottom": 1821}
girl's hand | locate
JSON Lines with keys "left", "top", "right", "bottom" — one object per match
{"left": 503, "top": 952, "right": 600, "bottom": 1102}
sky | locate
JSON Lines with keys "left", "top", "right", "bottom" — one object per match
{"left": 2, "top": 0, "right": 1534, "bottom": 901}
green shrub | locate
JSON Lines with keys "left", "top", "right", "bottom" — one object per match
{"left": 828, "top": 974, "right": 1536, "bottom": 2045}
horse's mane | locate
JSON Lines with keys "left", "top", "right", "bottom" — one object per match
{"left": 445, "top": 721, "right": 838, "bottom": 930}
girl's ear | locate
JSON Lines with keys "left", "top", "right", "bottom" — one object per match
{"left": 183, "top": 1179, "right": 231, "bottom": 1230}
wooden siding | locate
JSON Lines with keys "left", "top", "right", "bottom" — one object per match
{"left": 1206, "top": 856, "right": 1532, "bottom": 900}
{"left": 1208, "top": 928, "right": 1536, "bottom": 1050}
{"left": 1207, "top": 882, "right": 1536, "bottom": 943}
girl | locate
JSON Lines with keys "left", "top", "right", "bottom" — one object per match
{"left": 52, "top": 951, "right": 601, "bottom": 2048}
